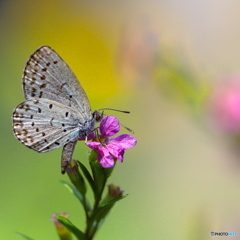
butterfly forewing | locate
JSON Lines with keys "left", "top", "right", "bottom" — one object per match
{"left": 23, "top": 46, "right": 92, "bottom": 120}
{"left": 13, "top": 99, "right": 84, "bottom": 153}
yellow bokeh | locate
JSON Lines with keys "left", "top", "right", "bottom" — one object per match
{"left": 1, "top": 0, "right": 121, "bottom": 106}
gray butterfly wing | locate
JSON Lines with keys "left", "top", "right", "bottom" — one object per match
{"left": 23, "top": 45, "right": 92, "bottom": 120}
{"left": 13, "top": 99, "right": 83, "bottom": 153}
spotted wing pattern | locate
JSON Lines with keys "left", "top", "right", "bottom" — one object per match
{"left": 22, "top": 46, "right": 91, "bottom": 120}
{"left": 13, "top": 99, "right": 84, "bottom": 153}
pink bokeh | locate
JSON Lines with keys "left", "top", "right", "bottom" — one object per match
{"left": 211, "top": 77, "right": 240, "bottom": 132}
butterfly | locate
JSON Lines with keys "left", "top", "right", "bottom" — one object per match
{"left": 12, "top": 46, "right": 102, "bottom": 173}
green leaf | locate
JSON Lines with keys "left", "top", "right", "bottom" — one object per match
{"left": 59, "top": 180, "right": 91, "bottom": 212}
{"left": 60, "top": 180, "right": 84, "bottom": 204}
{"left": 57, "top": 216, "right": 86, "bottom": 240}
{"left": 78, "top": 161, "right": 95, "bottom": 193}
{"left": 15, "top": 232, "right": 34, "bottom": 240}
{"left": 95, "top": 195, "right": 128, "bottom": 223}
{"left": 100, "top": 194, "right": 128, "bottom": 207}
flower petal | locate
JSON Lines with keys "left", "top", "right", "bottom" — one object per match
{"left": 98, "top": 147, "right": 115, "bottom": 168}
{"left": 100, "top": 116, "right": 120, "bottom": 137}
{"left": 110, "top": 134, "right": 137, "bottom": 150}
{"left": 86, "top": 141, "right": 101, "bottom": 149}
{"left": 107, "top": 143, "right": 125, "bottom": 162}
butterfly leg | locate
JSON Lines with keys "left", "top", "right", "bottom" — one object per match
{"left": 61, "top": 141, "right": 77, "bottom": 174}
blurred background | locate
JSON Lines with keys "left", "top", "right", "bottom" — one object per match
{"left": 1, "top": 0, "right": 240, "bottom": 239}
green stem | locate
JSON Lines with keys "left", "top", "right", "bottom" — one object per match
{"left": 84, "top": 176, "right": 107, "bottom": 239}
{"left": 66, "top": 160, "right": 90, "bottom": 222}
{"left": 82, "top": 195, "right": 90, "bottom": 221}
{"left": 84, "top": 151, "right": 110, "bottom": 239}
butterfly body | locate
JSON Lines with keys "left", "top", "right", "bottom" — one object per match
{"left": 12, "top": 46, "right": 99, "bottom": 173}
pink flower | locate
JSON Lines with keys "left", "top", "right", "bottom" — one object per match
{"left": 86, "top": 116, "right": 137, "bottom": 168}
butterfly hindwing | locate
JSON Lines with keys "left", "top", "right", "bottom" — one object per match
{"left": 13, "top": 99, "right": 84, "bottom": 153}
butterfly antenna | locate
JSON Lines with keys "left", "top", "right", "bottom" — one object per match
{"left": 98, "top": 108, "right": 130, "bottom": 114}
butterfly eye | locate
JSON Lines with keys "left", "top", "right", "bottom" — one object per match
{"left": 93, "top": 111, "right": 103, "bottom": 122}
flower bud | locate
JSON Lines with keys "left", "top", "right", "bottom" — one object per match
{"left": 101, "top": 184, "right": 124, "bottom": 204}
{"left": 66, "top": 159, "right": 86, "bottom": 195}
{"left": 51, "top": 212, "right": 72, "bottom": 240}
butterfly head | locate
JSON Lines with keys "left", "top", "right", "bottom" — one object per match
{"left": 92, "top": 110, "right": 104, "bottom": 122}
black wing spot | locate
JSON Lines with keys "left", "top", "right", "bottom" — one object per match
{"left": 49, "top": 104, "right": 53, "bottom": 109}
{"left": 18, "top": 104, "right": 24, "bottom": 109}
{"left": 14, "top": 121, "right": 23, "bottom": 128}
{"left": 63, "top": 129, "right": 67, "bottom": 132}
{"left": 24, "top": 105, "right": 30, "bottom": 111}
{"left": 31, "top": 122, "right": 35, "bottom": 126}
{"left": 42, "top": 132, "right": 46, "bottom": 137}
{"left": 27, "top": 136, "right": 34, "bottom": 143}
{"left": 23, "top": 129, "right": 28, "bottom": 136}
{"left": 38, "top": 108, "right": 42, "bottom": 113}
{"left": 65, "top": 112, "right": 69, "bottom": 117}
{"left": 41, "top": 75, "right": 46, "bottom": 80}
{"left": 62, "top": 123, "right": 65, "bottom": 127}
{"left": 46, "top": 62, "right": 51, "bottom": 66}
{"left": 36, "top": 128, "right": 39, "bottom": 132}
{"left": 40, "top": 83, "right": 46, "bottom": 89}
{"left": 42, "top": 67, "right": 47, "bottom": 72}
{"left": 32, "top": 69, "right": 38, "bottom": 74}
{"left": 50, "top": 117, "right": 54, "bottom": 126}
{"left": 53, "top": 60, "right": 58, "bottom": 64}
{"left": 55, "top": 142, "right": 60, "bottom": 145}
